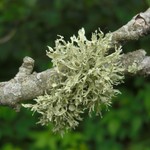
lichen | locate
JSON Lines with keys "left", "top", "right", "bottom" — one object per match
{"left": 23, "top": 28, "right": 125, "bottom": 135}
{"left": 127, "top": 61, "right": 141, "bottom": 74}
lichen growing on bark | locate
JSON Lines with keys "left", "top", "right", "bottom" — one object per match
{"left": 23, "top": 28, "right": 125, "bottom": 135}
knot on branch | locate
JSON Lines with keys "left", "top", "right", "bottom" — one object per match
{"left": 15, "top": 56, "right": 35, "bottom": 79}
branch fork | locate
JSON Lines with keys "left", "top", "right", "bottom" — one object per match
{"left": 1, "top": 8, "right": 150, "bottom": 108}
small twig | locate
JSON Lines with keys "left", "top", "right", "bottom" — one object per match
{"left": 0, "top": 29, "right": 16, "bottom": 44}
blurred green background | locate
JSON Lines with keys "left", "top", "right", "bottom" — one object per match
{"left": 0, "top": 0, "right": 150, "bottom": 150}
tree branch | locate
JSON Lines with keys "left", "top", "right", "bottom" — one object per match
{"left": 112, "top": 8, "right": 150, "bottom": 44}
{"left": 0, "top": 57, "right": 56, "bottom": 107}
{"left": 0, "top": 49, "right": 150, "bottom": 107}
{"left": 1, "top": 8, "right": 150, "bottom": 108}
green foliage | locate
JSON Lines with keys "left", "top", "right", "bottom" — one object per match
{"left": 23, "top": 28, "right": 124, "bottom": 135}
{"left": 0, "top": 0, "right": 150, "bottom": 149}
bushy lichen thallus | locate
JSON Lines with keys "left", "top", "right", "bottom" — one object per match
{"left": 23, "top": 28, "right": 140, "bottom": 136}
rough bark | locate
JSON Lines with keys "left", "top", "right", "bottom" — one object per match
{"left": 1, "top": 8, "right": 150, "bottom": 108}
{"left": 112, "top": 8, "right": 150, "bottom": 43}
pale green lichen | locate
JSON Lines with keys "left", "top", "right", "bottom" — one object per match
{"left": 23, "top": 28, "right": 125, "bottom": 135}
{"left": 127, "top": 61, "right": 142, "bottom": 74}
